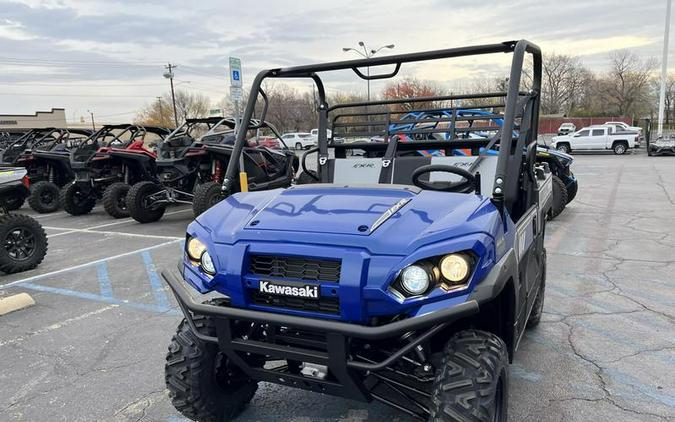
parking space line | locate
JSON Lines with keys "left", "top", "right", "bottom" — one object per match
{"left": 16, "top": 281, "right": 181, "bottom": 316}
{"left": 97, "top": 262, "right": 113, "bottom": 298}
{"left": 45, "top": 227, "right": 183, "bottom": 240}
{"left": 142, "top": 251, "right": 171, "bottom": 310}
{"left": 1, "top": 239, "right": 182, "bottom": 289}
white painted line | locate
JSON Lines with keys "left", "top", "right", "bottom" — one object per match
{"left": 0, "top": 304, "right": 118, "bottom": 347}
{"left": 44, "top": 208, "right": 193, "bottom": 238}
{"left": 0, "top": 293, "right": 36, "bottom": 316}
{"left": 0, "top": 239, "right": 182, "bottom": 289}
{"left": 44, "top": 227, "right": 182, "bottom": 240}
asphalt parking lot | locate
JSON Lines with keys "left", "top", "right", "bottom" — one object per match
{"left": 1, "top": 149, "right": 674, "bottom": 422}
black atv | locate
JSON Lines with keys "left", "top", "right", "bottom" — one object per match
{"left": 535, "top": 144, "right": 577, "bottom": 218}
{"left": 62, "top": 124, "right": 170, "bottom": 217}
{"left": 11, "top": 128, "right": 93, "bottom": 213}
{"left": 126, "top": 117, "right": 297, "bottom": 223}
{"left": 0, "top": 167, "right": 47, "bottom": 274}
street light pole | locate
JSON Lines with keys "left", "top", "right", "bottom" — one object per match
{"left": 164, "top": 63, "right": 179, "bottom": 127}
{"left": 342, "top": 42, "right": 395, "bottom": 101}
{"left": 87, "top": 110, "right": 95, "bottom": 131}
{"left": 658, "top": 0, "right": 672, "bottom": 137}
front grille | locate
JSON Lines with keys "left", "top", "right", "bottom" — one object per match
{"left": 249, "top": 291, "right": 340, "bottom": 315}
{"left": 249, "top": 255, "right": 341, "bottom": 283}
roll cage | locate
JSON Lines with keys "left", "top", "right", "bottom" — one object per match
{"left": 224, "top": 40, "right": 542, "bottom": 218}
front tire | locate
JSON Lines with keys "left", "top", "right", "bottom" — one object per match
{"left": 126, "top": 181, "right": 166, "bottom": 224}
{"left": 102, "top": 182, "right": 130, "bottom": 219}
{"left": 192, "top": 182, "right": 223, "bottom": 218}
{"left": 61, "top": 183, "right": 96, "bottom": 216}
{"left": 28, "top": 181, "right": 60, "bottom": 213}
{"left": 165, "top": 306, "right": 258, "bottom": 422}
{"left": 4, "top": 190, "right": 26, "bottom": 211}
{"left": 548, "top": 175, "right": 568, "bottom": 220}
{"left": 295, "top": 142, "right": 303, "bottom": 151}
{"left": 0, "top": 213, "right": 48, "bottom": 274}
{"left": 430, "top": 330, "right": 509, "bottom": 422}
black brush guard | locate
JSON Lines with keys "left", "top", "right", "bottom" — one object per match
{"left": 162, "top": 269, "right": 478, "bottom": 417}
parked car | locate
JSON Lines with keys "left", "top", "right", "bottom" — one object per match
{"left": 309, "top": 128, "right": 332, "bottom": 143}
{"left": 281, "top": 132, "right": 314, "bottom": 150}
{"left": 557, "top": 122, "right": 576, "bottom": 136}
{"left": 604, "top": 121, "right": 642, "bottom": 134}
{"left": 551, "top": 125, "right": 639, "bottom": 155}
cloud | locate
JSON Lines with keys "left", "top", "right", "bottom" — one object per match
{"left": 1, "top": 0, "right": 673, "bottom": 119}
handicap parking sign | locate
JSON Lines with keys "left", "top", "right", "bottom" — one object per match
{"left": 229, "top": 57, "right": 242, "bottom": 87}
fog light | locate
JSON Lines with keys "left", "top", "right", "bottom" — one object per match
{"left": 400, "top": 265, "right": 430, "bottom": 295}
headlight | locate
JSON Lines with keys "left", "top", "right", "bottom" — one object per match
{"left": 201, "top": 251, "right": 216, "bottom": 275}
{"left": 400, "top": 265, "right": 431, "bottom": 295}
{"left": 187, "top": 237, "right": 206, "bottom": 261}
{"left": 439, "top": 254, "right": 470, "bottom": 283}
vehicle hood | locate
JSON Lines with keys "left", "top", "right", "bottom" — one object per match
{"left": 197, "top": 184, "right": 500, "bottom": 255}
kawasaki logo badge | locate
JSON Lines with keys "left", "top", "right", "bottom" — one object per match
{"left": 259, "top": 281, "right": 319, "bottom": 298}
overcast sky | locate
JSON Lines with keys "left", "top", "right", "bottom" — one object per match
{"left": 0, "top": 0, "right": 671, "bottom": 123}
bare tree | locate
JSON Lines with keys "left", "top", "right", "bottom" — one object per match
{"left": 541, "top": 53, "right": 587, "bottom": 115}
{"left": 135, "top": 90, "right": 210, "bottom": 127}
{"left": 597, "top": 50, "right": 656, "bottom": 117}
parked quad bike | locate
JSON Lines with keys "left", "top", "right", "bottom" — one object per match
{"left": 3, "top": 128, "right": 93, "bottom": 213}
{"left": 0, "top": 168, "right": 47, "bottom": 274}
{"left": 62, "top": 124, "right": 170, "bottom": 218}
{"left": 126, "top": 117, "right": 297, "bottom": 223}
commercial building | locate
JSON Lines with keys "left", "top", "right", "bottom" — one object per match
{"left": 0, "top": 108, "right": 67, "bottom": 130}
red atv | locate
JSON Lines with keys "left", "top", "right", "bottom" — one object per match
{"left": 61, "top": 124, "right": 170, "bottom": 217}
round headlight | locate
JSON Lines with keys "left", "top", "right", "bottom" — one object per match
{"left": 200, "top": 251, "right": 216, "bottom": 275}
{"left": 187, "top": 237, "right": 206, "bottom": 261}
{"left": 439, "top": 254, "right": 470, "bottom": 283}
{"left": 400, "top": 265, "right": 430, "bottom": 295}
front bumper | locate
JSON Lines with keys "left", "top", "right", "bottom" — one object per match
{"left": 162, "top": 268, "right": 478, "bottom": 402}
{"left": 650, "top": 144, "right": 675, "bottom": 155}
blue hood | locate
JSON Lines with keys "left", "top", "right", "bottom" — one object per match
{"left": 197, "top": 185, "right": 500, "bottom": 256}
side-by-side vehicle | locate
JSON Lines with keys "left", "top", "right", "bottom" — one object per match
{"left": 162, "top": 40, "right": 551, "bottom": 422}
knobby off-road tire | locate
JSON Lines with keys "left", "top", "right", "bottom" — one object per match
{"left": 61, "top": 183, "right": 96, "bottom": 216}
{"left": 556, "top": 143, "right": 571, "bottom": 154}
{"left": 126, "top": 181, "right": 166, "bottom": 224}
{"left": 192, "top": 182, "right": 223, "bottom": 218}
{"left": 102, "top": 182, "right": 130, "bottom": 219}
{"left": 548, "top": 175, "right": 568, "bottom": 220}
{"left": 527, "top": 250, "right": 547, "bottom": 329}
{"left": 165, "top": 301, "right": 258, "bottom": 422}
{"left": 565, "top": 179, "right": 578, "bottom": 204}
{"left": 430, "top": 330, "right": 509, "bottom": 422}
{"left": 0, "top": 213, "right": 48, "bottom": 274}
{"left": 28, "top": 181, "right": 60, "bottom": 213}
{"left": 4, "top": 191, "right": 26, "bottom": 211}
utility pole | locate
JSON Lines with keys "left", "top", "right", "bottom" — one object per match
{"left": 156, "top": 96, "right": 164, "bottom": 126}
{"left": 164, "top": 63, "right": 178, "bottom": 127}
{"left": 87, "top": 110, "right": 95, "bottom": 131}
{"left": 658, "top": 0, "right": 672, "bottom": 137}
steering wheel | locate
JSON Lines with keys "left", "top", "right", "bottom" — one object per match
{"left": 411, "top": 164, "right": 477, "bottom": 193}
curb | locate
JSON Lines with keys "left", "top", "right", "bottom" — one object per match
{"left": 0, "top": 293, "right": 36, "bottom": 316}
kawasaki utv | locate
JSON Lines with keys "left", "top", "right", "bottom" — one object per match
{"left": 126, "top": 117, "right": 296, "bottom": 223}
{"left": 61, "top": 124, "right": 170, "bottom": 217}
{"left": 161, "top": 40, "right": 551, "bottom": 421}
{"left": 0, "top": 167, "right": 47, "bottom": 274}
{"left": 11, "top": 128, "right": 92, "bottom": 213}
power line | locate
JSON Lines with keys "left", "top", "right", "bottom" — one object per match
{"left": 0, "top": 82, "right": 166, "bottom": 87}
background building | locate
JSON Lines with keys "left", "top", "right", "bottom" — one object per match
{"left": 0, "top": 108, "right": 67, "bottom": 130}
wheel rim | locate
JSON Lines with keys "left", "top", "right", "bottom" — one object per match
{"left": 72, "top": 187, "right": 90, "bottom": 206}
{"left": 4, "top": 227, "right": 36, "bottom": 261}
{"left": 40, "top": 190, "right": 55, "bottom": 205}
{"left": 616, "top": 145, "right": 625, "bottom": 154}
{"left": 117, "top": 192, "right": 127, "bottom": 211}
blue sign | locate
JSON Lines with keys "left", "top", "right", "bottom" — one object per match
{"left": 232, "top": 70, "right": 240, "bottom": 81}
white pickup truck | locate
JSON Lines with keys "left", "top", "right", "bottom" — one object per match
{"left": 551, "top": 125, "right": 639, "bottom": 155}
